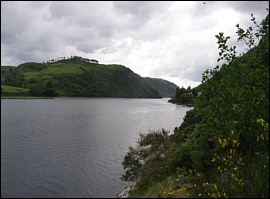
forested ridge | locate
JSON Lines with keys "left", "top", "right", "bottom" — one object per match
{"left": 120, "top": 10, "right": 269, "bottom": 198}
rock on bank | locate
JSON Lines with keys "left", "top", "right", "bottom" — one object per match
{"left": 117, "top": 181, "right": 138, "bottom": 198}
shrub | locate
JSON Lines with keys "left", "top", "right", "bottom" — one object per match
{"left": 121, "top": 129, "right": 179, "bottom": 183}
{"left": 169, "top": 143, "right": 193, "bottom": 172}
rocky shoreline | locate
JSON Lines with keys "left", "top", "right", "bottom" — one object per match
{"left": 117, "top": 181, "right": 139, "bottom": 198}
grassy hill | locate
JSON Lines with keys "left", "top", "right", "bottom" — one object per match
{"left": 1, "top": 58, "right": 165, "bottom": 98}
{"left": 1, "top": 85, "right": 31, "bottom": 97}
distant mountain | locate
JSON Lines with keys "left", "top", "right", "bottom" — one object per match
{"left": 1, "top": 57, "right": 162, "bottom": 98}
{"left": 143, "top": 77, "right": 178, "bottom": 98}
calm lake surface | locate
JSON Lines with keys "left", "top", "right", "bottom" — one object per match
{"left": 1, "top": 98, "right": 192, "bottom": 198}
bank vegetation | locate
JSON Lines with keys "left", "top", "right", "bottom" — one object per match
{"left": 121, "top": 10, "right": 269, "bottom": 198}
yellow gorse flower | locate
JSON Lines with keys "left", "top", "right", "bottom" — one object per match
{"left": 257, "top": 118, "right": 269, "bottom": 132}
{"left": 218, "top": 138, "right": 222, "bottom": 145}
{"left": 257, "top": 119, "right": 265, "bottom": 123}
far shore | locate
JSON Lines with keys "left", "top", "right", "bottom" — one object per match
{"left": 168, "top": 101, "right": 194, "bottom": 107}
{"left": 1, "top": 96, "right": 166, "bottom": 99}
{"left": 1, "top": 97, "right": 55, "bottom": 99}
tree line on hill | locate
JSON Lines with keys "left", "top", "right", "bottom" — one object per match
{"left": 44, "top": 55, "right": 98, "bottom": 64}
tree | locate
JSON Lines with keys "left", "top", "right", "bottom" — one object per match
{"left": 187, "top": 86, "right": 191, "bottom": 93}
{"left": 175, "top": 86, "right": 180, "bottom": 98}
{"left": 43, "top": 82, "right": 57, "bottom": 97}
{"left": 29, "top": 82, "right": 45, "bottom": 96}
{"left": 175, "top": 86, "right": 187, "bottom": 98}
{"left": 191, "top": 88, "right": 198, "bottom": 97}
{"left": 179, "top": 92, "right": 193, "bottom": 104}
{"left": 169, "top": 86, "right": 194, "bottom": 104}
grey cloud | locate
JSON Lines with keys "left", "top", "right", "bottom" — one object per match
{"left": 76, "top": 39, "right": 110, "bottom": 54}
{"left": 112, "top": 1, "right": 174, "bottom": 32}
{"left": 224, "top": 1, "right": 269, "bottom": 29}
{"left": 149, "top": 59, "right": 207, "bottom": 83}
{"left": 226, "top": 1, "right": 269, "bottom": 15}
{"left": 101, "top": 37, "right": 134, "bottom": 54}
{"left": 1, "top": 1, "right": 117, "bottom": 64}
{"left": 191, "top": 1, "right": 268, "bottom": 24}
{"left": 1, "top": 2, "right": 33, "bottom": 44}
{"left": 113, "top": 1, "right": 173, "bottom": 19}
{"left": 2, "top": 25, "right": 63, "bottom": 64}
{"left": 190, "top": 1, "right": 220, "bottom": 18}
{"left": 49, "top": 1, "right": 117, "bottom": 32}
{"left": 49, "top": 1, "right": 84, "bottom": 19}
{"left": 48, "top": 2, "right": 119, "bottom": 51}
{"left": 157, "top": 64, "right": 206, "bottom": 83}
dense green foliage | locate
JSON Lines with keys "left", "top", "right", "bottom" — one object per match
{"left": 168, "top": 85, "right": 201, "bottom": 105}
{"left": 121, "top": 10, "right": 269, "bottom": 198}
{"left": 189, "top": 11, "right": 269, "bottom": 197}
{"left": 143, "top": 77, "right": 178, "bottom": 98}
{"left": 1, "top": 60, "right": 163, "bottom": 98}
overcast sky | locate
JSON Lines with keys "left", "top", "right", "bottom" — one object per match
{"left": 1, "top": 1, "right": 269, "bottom": 88}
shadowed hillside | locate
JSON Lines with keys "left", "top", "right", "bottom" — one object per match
{"left": 143, "top": 77, "right": 178, "bottom": 98}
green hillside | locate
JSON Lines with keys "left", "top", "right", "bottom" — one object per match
{"left": 143, "top": 77, "right": 178, "bottom": 98}
{"left": 1, "top": 57, "right": 162, "bottom": 98}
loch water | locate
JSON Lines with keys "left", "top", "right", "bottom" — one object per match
{"left": 1, "top": 98, "right": 192, "bottom": 198}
